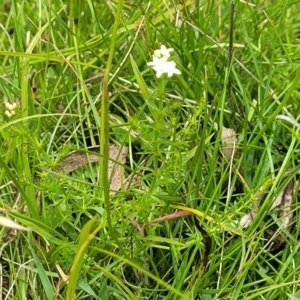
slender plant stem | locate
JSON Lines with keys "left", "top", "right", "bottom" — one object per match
{"left": 100, "top": 0, "right": 124, "bottom": 236}
{"left": 20, "top": 57, "right": 39, "bottom": 220}
{"left": 149, "top": 79, "right": 164, "bottom": 194}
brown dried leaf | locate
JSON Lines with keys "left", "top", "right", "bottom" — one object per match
{"left": 126, "top": 216, "right": 145, "bottom": 236}
{"left": 280, "top": 180, "right": 294, "bottom": 230}
{"left": 56, "top": 151, "right": 100, "bottom": 174}
{"left": 107, "top": 145, "right": 128, "bottom": 192}
{"left": 144, "top": 210, "right": 193, "bottom": 228}
{"left": 56, "top": 144, "right": 128, "bottom": 194}
{"left": 220, "top": 126, "right": 237, "bottom": 160}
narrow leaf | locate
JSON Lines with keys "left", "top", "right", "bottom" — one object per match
{"left": 66, "top": 217, "right": 97, "bottom": 300}
{"left": 130, "top": 55, "right": 150, "bottom": 100}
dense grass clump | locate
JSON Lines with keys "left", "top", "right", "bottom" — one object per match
{"left": 0, "top": 1, "right": 300, "bottom": 299}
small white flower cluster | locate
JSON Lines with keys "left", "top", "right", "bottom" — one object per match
{"left": 4, "top": 101, "right": 17, "bottom": 118}
{"left": 147, "top": 45, "right": 181, "bottom": 78}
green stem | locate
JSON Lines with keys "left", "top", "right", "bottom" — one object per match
{"left": 149, "top": 79, "right": 165, "bottom": 194}
{"left": 100, "top": 0, "right": 123, "bottom": 236}
{"left": 20, "top": 57, "right": 39, "bottom": 220}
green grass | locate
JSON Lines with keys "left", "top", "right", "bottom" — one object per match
{"left": 0, "top": 0, "right": 300, "bottom": 299}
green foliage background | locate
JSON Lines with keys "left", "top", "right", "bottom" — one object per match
{"left": 0, "top": 0, "right": 299, "bottom": 299}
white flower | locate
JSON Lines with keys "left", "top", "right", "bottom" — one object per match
{"left": 153, "top": 45, "right": 174, "bottom": 59}
{"left": 4, "top": 101, "right": 18, "bottom": 118}
{"left": 5, "top": 102, "right": 17, "bottom": 111}
{"left": 147, "top": 57, "right": 181, "bottom": 78}
{"left": 147, "top": 56, "right": 166, "bottom": 73}
{"left": 148, "top": 45, "right": 181, "bottom": 78}
{"left": 5, "top": 110, "right": 14, "bottom": 118}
